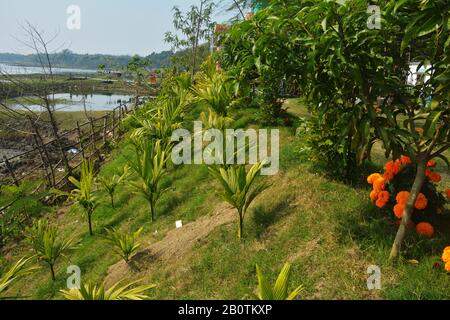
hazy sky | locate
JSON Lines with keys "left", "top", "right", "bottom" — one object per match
{"left": 0, "top": 0, "right": 234, "bottom": 56}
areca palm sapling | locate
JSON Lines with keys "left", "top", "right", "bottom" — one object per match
{"left": 130, "top": 76, "right": 191, "bottom": 150}
{"left": 26, "top": 219, "right": 75, "bottom": 281}
{"left": 0, "top": 256, "right": 38, "bottom": 297}
{"left": 60, "top": 279, "right": 155, "bottom": 300}
{"left": 105, "top": 227, "right": 143, "bottom": 263}
{"left": 208, "top": 162, "right": 268, "bottom": 240}
{"left": 68, "top": 160, "right": 98, "bottom": 236}
{"left": 128, "top": 139, "right": 170, "bottom": 222}
{"left": 193, "top": 65, "right": 238, "bottom": 118}
{"left": 97, "top": 166, "right": 129, "bottom": 208}
{"left": 256, "top": 263, "right": 303, "bottom": 300}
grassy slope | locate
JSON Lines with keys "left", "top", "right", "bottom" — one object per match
{"left": 2, "top": 99, "right": 450, "bottom": 300}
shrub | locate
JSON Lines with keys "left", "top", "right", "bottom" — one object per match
{"left": 128, "top": 139, "right": 169, "bottom": 222}
{"left": 208, "top": 162, "right": 268, "bottom": 240}
{"left": 26, "top": 219, "right": 75, "bottom": 281}
{"left": 256, "top": 263, "right": 303, "bottom": 300}
{"left": 68, "top": 160, "right": 98, "bottom": 236}
{"left": 60, "top": 279, "right": 155, "bottom": 300}
{"left": 0, "top": 256, "right": 38, "bottom": 297}
{"left": 105, "top": 227, "right": 143, "bottom": 263}
{"left": 97, "top": 167, "right": 129, "bottom": 208}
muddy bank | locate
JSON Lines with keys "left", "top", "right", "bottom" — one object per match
{"left": 0, "top": 117, "right": 77, "bottom": 181}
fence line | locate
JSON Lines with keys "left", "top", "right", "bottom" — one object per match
{"left": 0, "top": 97, "right": 150, "bottom": 189}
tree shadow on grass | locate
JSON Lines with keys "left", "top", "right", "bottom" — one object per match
{"left": 249, "top": 195, "right": 294, "bottom": 239}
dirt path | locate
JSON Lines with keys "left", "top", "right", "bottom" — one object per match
{"left": 105, "top": 203, "right": 236, "bottom": 287}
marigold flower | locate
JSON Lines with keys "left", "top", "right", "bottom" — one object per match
{"left": 385, "top": 160, "right": 402, "bottom": 176}
{"left": 400, "top": 155, "right": 412, "bottom": 165}
{"left": 446, "top": 189, "right": 450, "bottom": 199}
{"left": 416, "top": 222, "right": 434, "bottom": 237}
{"left": 415, "top": 193, "right": 428, "bottom": 210}
{"left": 416, "top": 128, "right": 424, "bottom": 134}
{"left": 375, "top": 198, "right": 388, "bottom": 208}
{"left": 367, "top": 173, "right": 382, "bottom": 185}
{"left": 427, "top": 160, "right": 437, "bottom": 167}
{"left": 370, "top": 190, "right": 379, "bottom": 201}
{"left": 383, "top": 171, "right": 394, "bottom": 182}
{"left": 396, "top": 191, "right": 410, "bottom": 204}
{"left": 426, "top": 170, "right": 442, "bottom": 183}
{"left": 442, "top": 247, "right": 450, "bottom": 263}
{"left": 373, "top": 178, "right": 386, "bottom": 192}
{"left": 394, "top": 204, "right": 405, "bottom": 219}
{"left": 446, "top": 261, "right": 450, "bottom": 272}
{"left": 378, "top": 191, "right": 390, "bottom": 203}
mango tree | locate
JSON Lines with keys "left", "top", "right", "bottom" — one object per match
{"left": 384, "top": 0, "right": 449, "bottom": 259}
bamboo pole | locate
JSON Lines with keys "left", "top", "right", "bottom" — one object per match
{"left": 3, "top": 156, "right": 18, "bottom": 186}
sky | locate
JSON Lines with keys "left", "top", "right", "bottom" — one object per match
{"left": 0, "top": 0, "right": 235, "bottom": 56}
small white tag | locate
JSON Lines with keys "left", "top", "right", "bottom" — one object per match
{"left": 175, "top": 220, "right": 183, "bottom": 229}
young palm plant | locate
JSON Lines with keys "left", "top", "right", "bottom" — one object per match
{"left": 26, "top": 219, "right": 75, "bottom": 281}
{"left": 68, "top": 160, "right": 98, "bottom": 235}
{"left": 208, "top": 162, "right": 268, "bottom": 240}
{"left": 60, "top": 279, "right": 155, "bottom": 300}
{"left": 128, "top": 139, "right": 169, "bottom": 222}
{"left": 105, "top": 227, "right": 143, "bottom": 263}
{"left": 97, "top": 166, "right": 129, "bottom": 208}
{"left": 0, "top": 256, "right": 38, "bottom": 298}
{"left": 256, "top": 263, "right": 303, "bottom": 300}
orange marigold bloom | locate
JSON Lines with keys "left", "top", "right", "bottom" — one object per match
{"left": 385, "top": 160, "right": 402, "bottom": 176}
{"left": 416, "top": 128, "right": 424, "bottom": 134}
{"left": 373, "top": 178, "right": 386, "bottom": 192}
{"left": 446, "top": 189, "right": 450, "bottom": 199}
{"left": 400, "top": 155, "right": 412, "bottom": 165}
{"left": 446, "top": 261, "right": 450, "bottom": 272}
{"left": 430, "top": 172, "right": 442, "bottom": 183}
{"left": 426, "top": 169, "right": 442, "bottom": 183}
{"left": 414, "top": 193, "right": 428, "bottom": 210}
{"left": 378, "top": 191, "right": 390, "bottom": 203}
{"left": 367, "top": 173, "right": 382, "bottom": 185}
{"left": 383, "top": 171, "right": 395, "bottom": 181}
{"left": 442, "top": 247, "right": 450, "bottom": 263}
{"left": 427, "top": 160, "right": 437, "bottom": 167}
{"left": 394, "top": 204, "right": 405, "bottom": 219}
{"left": 375, "top": 198, "right": 388, "bottom": 209}
{"left": 396, "top": 191, "right": 410, "bottom": 204}
{"left": 370, "top": 190, "right": 379, "bottom": 201}
{"left": 416, "top": 222, "right": 434, "bottom": 237}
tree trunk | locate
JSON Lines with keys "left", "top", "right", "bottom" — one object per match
{"left": 389, "top": 156, "right": 427, "bottom": 260}
{"left": 150, "top": 202, "right": 155, "bottom": 222}
{"left": 88, "top": 211, "right": 93, "bottom": 236}
{"left": 191, "top": 1, "right": 204, "bottom": 77}
{"left": 237, "top": 210, "right": 243, "bottom": 240}
{"left": 50, "top": 263, "right": 56, "bottom": 281}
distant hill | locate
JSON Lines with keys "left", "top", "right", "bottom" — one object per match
{"left": 0, "top": 50, "right": 174, "bottom": 70}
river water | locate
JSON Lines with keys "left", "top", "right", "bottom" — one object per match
{"left": 13, "top": 93, "right": 133, "bottom": 112}
{"left": 0, "top": 63, "right": 97, "bottom": 75}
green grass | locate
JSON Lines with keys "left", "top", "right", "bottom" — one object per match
{"left": 1, "top": 98, "right": 450, "bottom": 300}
